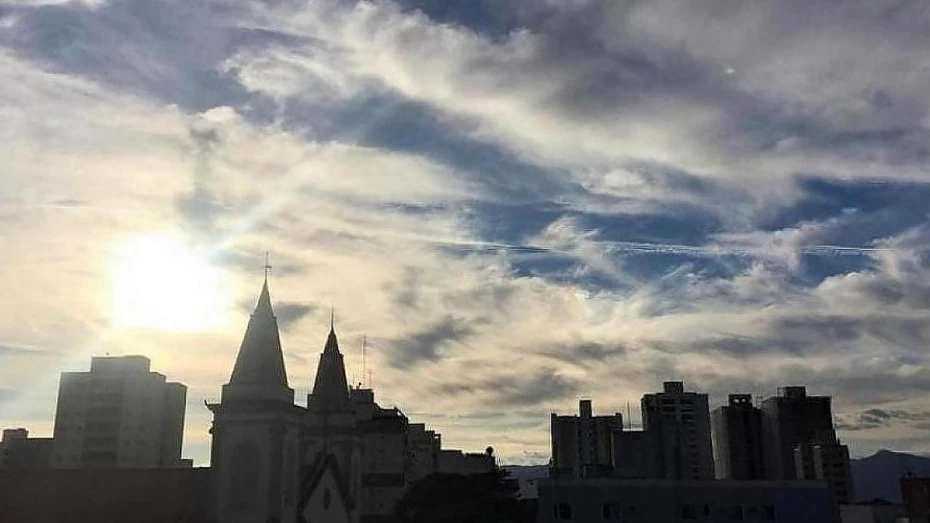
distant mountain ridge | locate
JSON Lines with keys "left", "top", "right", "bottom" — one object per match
{"left": 851, "top": 450, "right": 930, "bottom": 503}
{"left": 504, "top": 450, "right": 930, "bottom": 502}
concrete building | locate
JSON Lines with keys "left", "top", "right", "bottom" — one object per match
{"left": 208, "top": 278, "right": 492, "bottom": 523}
{"left": 610, "top": 429, "right": 658, "bottom": 479}
{"left": 438, "top": 449, "right": 496, "bottom": 475}
{"left": 711, "top": 394, "right": 765, "bottom": 480}
{"left": 839, "top": 501, "right": 904, "bottom": 523}
{"left": 51, "top": 355, "right": 187, "bottom": 469}
{"left": 761, "top": 386, "right": 852, "bottom": 521}
{"left": 796, "top": 442, "right": 855, "bottom": 507}
{"left": 901, "top": 475, "right": 930, "bottom": 523}
{"left": 761, "top": 386, "right": 836, "bottom": 481}
{"left": 550, "top": 400, "right": 623, "bottom": 479}
{"left": 536, "top": 478, "right": 832, "bottom": 523}
{"left": 641, "top": 381, "right": 714, "bottom": 480}
{"left": 0, "top": 429, "right": 53, "bottom": 470}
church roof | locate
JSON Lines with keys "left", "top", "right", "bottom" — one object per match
{"left": 324, "top": 327, "right": 339, "bottom": 355}
{"left": 228, "top": 279, "right": 289, "bottom": 388}
{"left": 299, "top": 451, "right": 354, "bottom": 514}
{"left": 308, "top": 324, "right": 350, "bottom": 412}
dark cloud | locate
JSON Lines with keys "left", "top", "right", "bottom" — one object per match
{"left": 0, "top": 388, "right": 20, "bottom": 403}
{"left": 436, "top": 368, "right": 580, "bottom": 407}
{"left": 837, "top": 408, "right": 930, "bottom": 431}
{"left": 0, "top": 343, "right": 45, "bottom": 357}
{"left": 539, "top": 341, "right": 627, "bottom": 366}
{"left": 495, "top": 369, "right": 581, "bottom": 406}
{"left": 274, "top": 302, "right": 315, "bottom": 331}
{"left": 0, "top": 0, "right": 255, "bottom": 111}
{"left": 387, "top": 317, "right": 474, "bottom": 367}
{"left": 651, "top": 313, "right": 930, "bottom": 362}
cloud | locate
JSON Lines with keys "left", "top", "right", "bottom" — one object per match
{"left": 539, "top": 341, "right": 627, "bottom": 367}
{"left": 0, "top": 388, "right": 21, "bottom": 403}
{"left": 387, "top": 316, "right": 474, "bottom": 367}
{"left": 837, "top": 408, "right": 930, "bottom": 432}
{"left": 436, "top": 368, "right": 580, "bottom": 407}
{"left": 274, "top": 302, "right": 315, "bottom": 331}
{"left": 0, "top": 343, "right": 46, "bottom": 357}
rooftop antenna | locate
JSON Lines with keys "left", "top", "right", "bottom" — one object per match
{"left": 362, "top": 335, "right": 368, "bottom": 389}
{"left": 330, "top": 305, "right": 335, "bottom": 331}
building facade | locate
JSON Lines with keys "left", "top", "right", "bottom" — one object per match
{"left": 795, "top": 442, "right": 855, "bottom": 507}
{"left": 51, "top": 355, "right": 187, "bottom": 469}
{"left": 641, "top": 381, "right": 715, "bottom": 480}
{"left": 0, "top": 429, "right": 53, "bottom": 470}
{"left": 901, "top": 475, "right": 930, "bottom": 523}
{"left": 711, "top": 394, "right": 765, "bottom": 480}
{"left": 550, "top": 400, "right": 623, "bottom": 479}
{"left": 536, "top": 478, "right": 832, "bottom": 523}
{"left": 610, "top": 429, "right": 658, "bottom": 479}
{"left": 760, "top": 386, "right": 836, "bottom": 481}
{"left": 208, "top": 279, "right": 492, "bottom": 523}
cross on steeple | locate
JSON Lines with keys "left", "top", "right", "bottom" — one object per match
{"left": 263, "top": 252, "right": 272, "bottom": 281}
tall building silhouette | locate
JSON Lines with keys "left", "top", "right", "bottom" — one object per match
{"left": 761, "top": 386, "right": 853, "bottom": 520}
{"left": 51, "top": 355, "right": 186, "bottom": 469}
{"left": 550, "top": 399, "right": 623, "bottom": 478}
{"left": 761, "top": 386, "right": 836, "bottom": 480}
{"left": 711, "top": 394, "right": 765, "bottom": 480}
{"left": 641, "top": 381, "right": 714, "bottom": 480}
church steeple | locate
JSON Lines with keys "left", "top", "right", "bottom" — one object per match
{"left": 308, "top": 314, "right": 350, "bottom": 412}
{"left": 224, "top": 278, "right": 293, "bottom": 403}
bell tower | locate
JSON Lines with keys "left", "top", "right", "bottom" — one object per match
{"left": 208, "top": 278, "right": 302, "bottom": 523}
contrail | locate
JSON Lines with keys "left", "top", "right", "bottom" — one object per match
{"left": 429, "top": 239, "right": 892, "bottom": 259}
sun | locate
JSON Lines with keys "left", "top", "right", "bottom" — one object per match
{"left": 110, "top": 231, "right": 232, "bottom": 332}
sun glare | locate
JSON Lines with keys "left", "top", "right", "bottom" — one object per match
{"left": 110, "top": 231, "right": 231, "bottom": 332}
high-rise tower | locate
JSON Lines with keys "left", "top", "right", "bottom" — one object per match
{"left": 641, "top": 381, "right": 715, "bottom": 480}
{"left": 711, "top": 394, "right": 765, "bottom": 480}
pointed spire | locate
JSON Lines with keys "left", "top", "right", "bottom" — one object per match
{"left": 255, "top": 279, "right": 274, "bottom": 317}
{"left": 324, "top": 307, "right": 339, "bottom": 355}
{"left": 228, "top": 279, "right": 289, "bottom": 391}
{"left": 309, "top": 315, "right": 350, "bottom": 412}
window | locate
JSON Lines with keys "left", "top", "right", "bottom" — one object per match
{"left": 679, "top": 504, "right": 697, "bottom": 520}
{"left": 553, "top": 502, "right": 572, "bottom": 520}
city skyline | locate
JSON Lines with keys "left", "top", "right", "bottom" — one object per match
{"left": 3, "top": 0, "right": 930, "bottom": 467}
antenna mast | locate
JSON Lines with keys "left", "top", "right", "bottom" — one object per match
{"left": 362, "top": 335, "right": 368, "bottom": 389}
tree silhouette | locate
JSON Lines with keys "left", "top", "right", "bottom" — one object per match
{"left": 393, "top": 469, "right": 529, "bottom": 523}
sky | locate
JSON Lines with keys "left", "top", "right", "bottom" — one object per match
{"left": 1, "top": 0, "right": 929, "bottom": 466}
